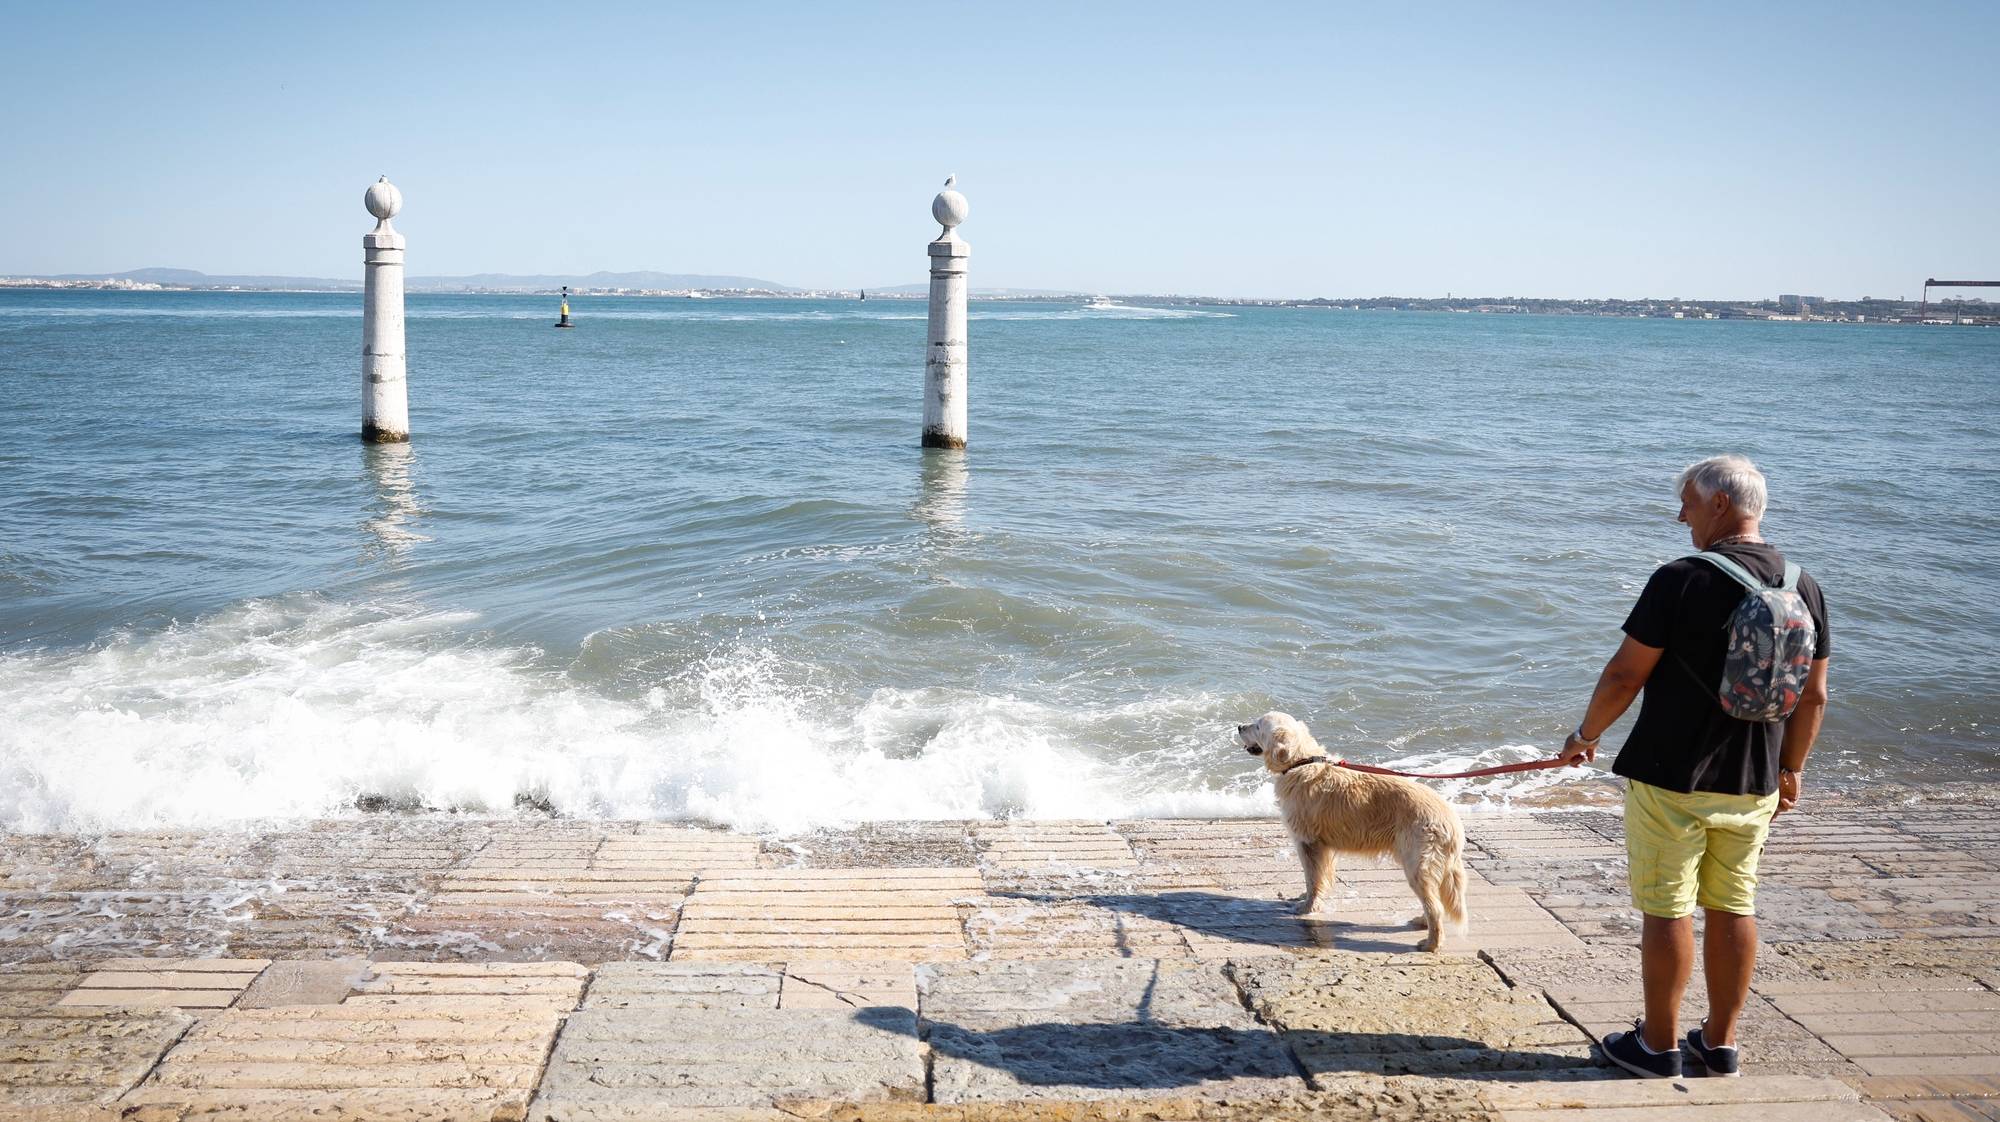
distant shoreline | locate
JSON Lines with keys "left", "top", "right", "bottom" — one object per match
{"left": 1, "top": 278, "right": 1993, "bottom": 324}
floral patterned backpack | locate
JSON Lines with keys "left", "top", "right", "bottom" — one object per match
{"left": 1678, "top": 551, "right": 1818, "bottom": 721}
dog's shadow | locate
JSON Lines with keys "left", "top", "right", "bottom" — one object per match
{"left": 996, "top": 889, "right": 1432, "bottom": 955}
{"left": 854, "top": 1007, "right": 1583, "bottom": 1088}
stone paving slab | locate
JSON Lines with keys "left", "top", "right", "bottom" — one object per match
{"left": 0, "top": 1004, "right": 194, "bottom": 1109}
{"left": 1857, "top": 1076, "right": 2000, "bottom": 1122}
{"left": 1766, "top": 981, "right": 2000, "bottom": 1077}
{"left": 0, "top": 963, "right": 85, "bottom": 1013}
{"left": 1479, "top": 1073, "right": 1871, "bottom": 1110}
{"left": 1230, "top": 952, "right": 1597, "bottom": 1076}
{"left": 1772, "top": 937, "right": 2000, "bottom": 982}
{"left": 674, "top": 867, "right": 981, "bottom": 962}
{"left": 783, "top": 961, "right": 920, "bottom": 1011}
{"left": 235, "top": 959, "right": 377, "bottom": 1008}
{"left": 974, "top": 823, "right": 1138, "bottom": 872}
{"left": 1486, "top": 945, "right": 1860, "bottom": 1077}
{"left": 531, "top": 1007, "right": 926, "bottom": 1117}
{"left": 120, "top": 960, "right": 577, "bottom": 1121}
{"left": 585, "top": 960, "right": 781, "bottom": 1004}
{"left": 964, "top": 894, "right": 1205, "bottom": 959}
{"left": 57, "top": 958, "right": 269, "bottom": 1011}
{"left": 917, "top": 958, "right": 1300, "bottom": 1101}
{"left": 766, "top": 823, "right": 982, "bottom": 869}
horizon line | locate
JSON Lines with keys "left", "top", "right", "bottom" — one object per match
{"left": 0, "top": 268, "right": 1956, "bottom": 307}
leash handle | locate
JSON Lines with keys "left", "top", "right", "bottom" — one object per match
{"left": 1332, "top": 757, "right": 1575, "bottom": 781}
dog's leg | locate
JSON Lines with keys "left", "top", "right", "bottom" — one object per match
{"left": 1298, "top": 842, "right": 1336, "bottom": 916}
{"left": 1292, "top": 840, "right": 1315, "bottom": 910}
{"left": 1416, "top": 886, "right": 1447, "bottom": 952}
{"left": 1398, "top": 833, "right": 1448, "bottom": 951}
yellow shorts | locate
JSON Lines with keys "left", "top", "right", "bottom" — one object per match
{"left": 1624, "top": 779, "right": 1779, "bottom": 918}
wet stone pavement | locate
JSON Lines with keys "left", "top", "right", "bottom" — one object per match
{"left": 1, "top": 784, "right": 1996, "bottom": 1120}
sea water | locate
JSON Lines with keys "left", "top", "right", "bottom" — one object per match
{"left": 1, "top": 290, "right": 1993, "bottom": 833}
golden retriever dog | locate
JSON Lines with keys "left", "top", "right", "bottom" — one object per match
{"left": 1236, "top": 711, "right": 1469, "bottom": 951}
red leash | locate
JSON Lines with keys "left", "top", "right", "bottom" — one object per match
{"left": 1324, "top": 757, "right": 1577, "bottom": 780}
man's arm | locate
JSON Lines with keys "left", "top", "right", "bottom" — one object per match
{"left": 1558, "top": 635, "right": 1664, "bottom": 763}
{"left": 1776, "top": 657, "right": 1830, "bottom": 812}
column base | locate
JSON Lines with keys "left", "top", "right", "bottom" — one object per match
{"left": 361, "top": 426, "right": 410, "bottom": 444}
{"left": 921, "top": 431, "right": 966, "bottom": 450}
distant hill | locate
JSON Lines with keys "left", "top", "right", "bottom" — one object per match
{"left": 407, "top": 271, "right": 793, "bottom": 293}
{"left": 34, "top": 268, "right": 795, "bottom": 293}
{"left": 864, "top": 283, "right": 1085, "bottom": 297}
{"left": 51, "top": 268, "right": 360, "bottom": 290}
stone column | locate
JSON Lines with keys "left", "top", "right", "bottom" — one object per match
{"left": 361, "top": 177, "right": 409, "bottom": 443}
{"left": 923, "top": 176, "right": 970, "bottom": 449}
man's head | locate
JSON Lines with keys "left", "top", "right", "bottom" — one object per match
{"left": 1675, "top": 454, "right": 1767, "bottom": 549}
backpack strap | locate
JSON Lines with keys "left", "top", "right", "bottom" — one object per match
{"left": 1780, "top": 562, "right": 1801, "bottom": 592}
{"left": 1689, "top": 551, "right": 1776, "bottom": 591}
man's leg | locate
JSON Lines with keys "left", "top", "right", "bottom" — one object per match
{"left": 1701, "top": 909, "right": 1757, "bottom": 1045}
{"left": 1692, "top": 790, "right": 1778, "bottom": 1049}
{"left": 1625, "top": 781, "right": 1705, "bottom": 1058}
{"left": 1641, "top": 913, "right": 1695, "bottom": 1052}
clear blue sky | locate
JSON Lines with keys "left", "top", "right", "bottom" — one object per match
{"left": 4, "top": 2, "right": 1993, "bottom": 299}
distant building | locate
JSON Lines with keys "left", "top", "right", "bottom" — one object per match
{"left": 1778, "top": 294, "right": 1825, "bottom": 313}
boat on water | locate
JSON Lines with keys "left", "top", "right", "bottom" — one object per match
{"left": 1083, "top": 295, "right": 1119, "bottom": 310}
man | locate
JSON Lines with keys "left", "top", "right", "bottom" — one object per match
{"left": 1559, "top": 455, "right": 1830, "bottom": 1079}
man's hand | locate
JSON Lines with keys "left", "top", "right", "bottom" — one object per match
{"left": 1776, "top": 768, "right": 1802, "bottom": 813}
{"left": 1558, "top": 732, "right": 1598, "bottom": 766}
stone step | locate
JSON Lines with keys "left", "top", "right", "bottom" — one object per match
{"left": 1481, "top": 1074, "right": 1865, "bottom": 1109}
{"left": 155, "top": 1039, "right": 550, "bottom": 1065}
{"left": 187, "top": 1017, "right": 553, "bottom": 1042}
{"left": 114, "top": 1086, "right": 530, "bottom": 1120}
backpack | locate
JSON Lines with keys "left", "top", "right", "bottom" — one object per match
{"left": 1676, "top": 551, "right": 1818, "bottom": 721}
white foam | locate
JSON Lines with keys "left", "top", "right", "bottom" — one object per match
{"left": 0, "top": 597, "right": 1273, "bottom": 834}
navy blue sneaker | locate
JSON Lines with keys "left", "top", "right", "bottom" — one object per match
{"left": 1602, "top": 1022, "right": 1684, "bottom": 1079}
{"left": 1684, "top": 1024, "right": 1741, "bottom": 1077}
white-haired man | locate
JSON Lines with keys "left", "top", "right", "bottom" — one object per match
{"left": 1559, "top": 455, "right": 1830, "bottom": 1079}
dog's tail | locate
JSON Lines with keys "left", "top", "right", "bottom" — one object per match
{"left": 1440, "top": 829, "right": 1470, "bottom": 931}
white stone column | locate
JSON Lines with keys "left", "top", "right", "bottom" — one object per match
{"left": 361, "top": 177, "right": 409, "bottom": 443}
{"left": 923, "top": 176, "right": 970, "bottom": 449}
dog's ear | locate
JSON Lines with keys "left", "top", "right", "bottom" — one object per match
{"left": 1264, "top": 722, "right": 1300, "bottom": 769}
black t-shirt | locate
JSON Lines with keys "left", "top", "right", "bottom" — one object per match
{"left": 1614, "top": 541, "right": 1830, "bottom": 797}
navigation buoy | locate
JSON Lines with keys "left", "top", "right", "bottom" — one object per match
{"left": 555, "top": 285, "right": 574, "bottom": 328}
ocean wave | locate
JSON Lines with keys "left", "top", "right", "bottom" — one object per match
{"left": 0, "top": 597, "right": 1281, "bottom": 834}
{"left": 0, "top": 594, "right": 1626, "bottom": 835}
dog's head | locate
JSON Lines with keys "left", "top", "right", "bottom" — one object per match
{"left": 1235, "top": 711, "right": 1330, "bottom": 775}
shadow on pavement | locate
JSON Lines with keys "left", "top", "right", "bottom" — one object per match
{"left": 996, "top": 888, "right": 1432, "bottom": 955}
{"left": 855, "top": 1007, "right": 1592, "bottom": 1090}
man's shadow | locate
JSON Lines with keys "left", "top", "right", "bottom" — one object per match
{"left": 853, "top": 1007, "right": 1588, "bottom": 1089}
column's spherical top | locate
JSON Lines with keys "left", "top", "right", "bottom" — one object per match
{"left": 932, "top": 174, "right": 968, "bottom": 230}
{"left": 365, "top": 177, "right": 403, "bottom": 221}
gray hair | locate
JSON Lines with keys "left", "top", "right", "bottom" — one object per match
{"left": 1676, "top": 455, "right": 1767, "bottom": 520}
